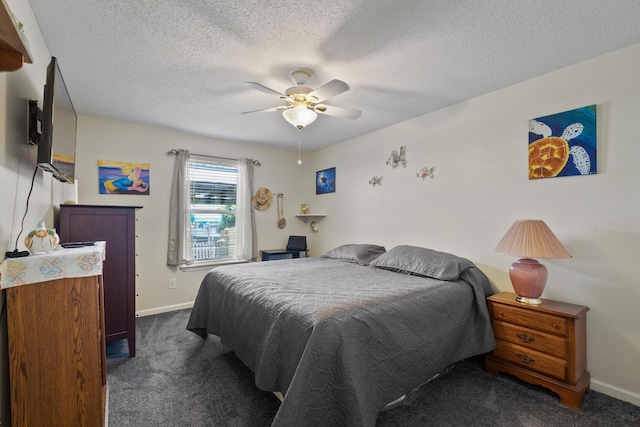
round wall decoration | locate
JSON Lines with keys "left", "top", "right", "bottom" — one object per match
{"left": 252, "top": 187, "right": 273, "bottom": 210}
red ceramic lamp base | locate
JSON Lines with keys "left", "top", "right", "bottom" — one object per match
{"left": 509, "top": 258, "right": 548, "bottom": 305}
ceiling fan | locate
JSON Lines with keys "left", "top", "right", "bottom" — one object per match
{"left": 242, "top": 69, "right": 361, "bottom": 130}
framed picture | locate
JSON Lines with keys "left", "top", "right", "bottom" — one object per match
{"left": 98, "top": 160, "right": 150, "bottom": 194}
{"left": 316, "top": 167, "right": 336, "bottom": 194}
{"left": 528, "top": 105, "right": 596, "bottom": 179}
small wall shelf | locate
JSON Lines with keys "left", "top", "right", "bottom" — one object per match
{"left": 295, "top": 214, "right": 327, "bottom": 222}
{"left": 0, "top": 0, "right": 33, "bottom": 72}
{"left": 295, "top": 214, "right": 326, "bottom": 232}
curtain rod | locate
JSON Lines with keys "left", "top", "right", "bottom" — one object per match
{"left": 167, "top": 149, "right": 261, "bottom": 166}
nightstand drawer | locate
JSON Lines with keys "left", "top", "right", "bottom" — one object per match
{"left": 492, "top": 303, "right": 567, "bottom": 336}
{"left": 493, "top": 320, "right": 567, "bottom": 359}
{"left": 493, "top": 340, "right": 567, "bottom": 380}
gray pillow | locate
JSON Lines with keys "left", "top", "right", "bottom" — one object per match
{"left": 370, "top": 245, "right": 473, "bottom": 280}
{"left": 323, "top": 244, "right": 386, "bottom": 266}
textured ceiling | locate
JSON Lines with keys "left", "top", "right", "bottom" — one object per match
{"left": 26, "top": 0, "right": 640, "bottom": 152}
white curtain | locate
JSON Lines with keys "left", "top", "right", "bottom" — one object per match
{"left": 235, "top": 158, "right": 257, "bottom": 261}
{"left": 167, "top": 149, "right": 193, "bottom": 266}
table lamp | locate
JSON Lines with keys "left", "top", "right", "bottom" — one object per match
{"left": 495, "top": 219, "right": 571, "bottom": 304}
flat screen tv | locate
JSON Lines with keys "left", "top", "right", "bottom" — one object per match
{"left": 36, "top": 57, "right": 77, "bottom": 184}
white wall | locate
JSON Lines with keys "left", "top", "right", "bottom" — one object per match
{"left": 74, "top": 115, "right": 310, "bottom": 315}
{"left": 305, "top": 43, "right": 640, "bottom": 405}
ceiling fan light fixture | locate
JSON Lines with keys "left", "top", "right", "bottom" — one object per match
{"left": 283, "top": 105, "right": 317, "bottom": 130}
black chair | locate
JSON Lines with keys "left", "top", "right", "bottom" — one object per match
{"left": 286, "top": 235, "right": 307, "bottom": 254}
{"left": 260, "top": 236, "right": 309, "bottom": 261}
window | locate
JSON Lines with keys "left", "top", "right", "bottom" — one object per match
{"left": 188, "top": 156, "right": 238, "bottom": 264}
{"left": 168, "top": 151, "right": 254, "bottom": 268}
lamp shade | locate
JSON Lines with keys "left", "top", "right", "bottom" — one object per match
{"left": 495, "top": 220, "right": 571, "bottom": 259}
{"left": 496, "top": 219, "right": 570, "bottom": 304}
{"left": 282, "top": 105, "right": 317, "bottom": 130}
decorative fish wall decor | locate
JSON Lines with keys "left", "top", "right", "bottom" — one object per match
{"left": 417, "top": 166, "right": 436, "bottom": 180}
{"left": 386, "top": 146, "right": 407, "bottom": 169}
{"left": 369, "top": 176, "right": 383, "bottom": 187}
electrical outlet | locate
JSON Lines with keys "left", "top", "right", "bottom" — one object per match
{"left": 168, "top": 278, "right": 176, "bottom": 289}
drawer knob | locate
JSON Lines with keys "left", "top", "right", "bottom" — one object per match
{"left": 516, "top": 333, "right": 535, "bottom": 343}
{"left": 516, "top": 353, "right": 535, "bottom": 364}
{"left": 498, "top": 310, "right": 504, "bottom": 316}
{"left": 551, "top": 323, "right": 558, "bottom": 329}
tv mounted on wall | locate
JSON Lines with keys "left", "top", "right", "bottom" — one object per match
{"left": 28, "top": 56, "right": 77, "bottom": 184}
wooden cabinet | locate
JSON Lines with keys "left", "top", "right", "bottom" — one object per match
{"left": 59, "top": 204, "right": 141, "bottom": 356}
{"left": 485, "top": 292, "right": 590, "bottom": 409}
{"left": 7, "top": 275, "right": 106, "bottom": 426}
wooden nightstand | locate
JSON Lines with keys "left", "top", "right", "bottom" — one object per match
{"left": 485, "top": 292, "right": 590, "bottom": 409}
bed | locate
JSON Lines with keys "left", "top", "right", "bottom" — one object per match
{"left": 187, "top": 244, "right": 496, "bottom": 427}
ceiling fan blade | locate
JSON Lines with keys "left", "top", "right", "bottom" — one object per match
{"left": 314, "top": 104, "right": 361, "bottom": 119}
{"left": 308, "top": 79, "right": 350, "bottom": 103}
{"left": 241, "top": 105, "right": 289, "bottom": 114}
{"left": 243, "top": 82, "right": 286, "bottom": 98}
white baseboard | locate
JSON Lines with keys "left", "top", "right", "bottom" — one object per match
{"left": 136, "top": 301, "right": 194, "bottom": 317}
{"left": 104, "top": 383, "right": 109, "bottom": 427}
{"left": 591, "top": 379, "right": 640, "bottom": 407}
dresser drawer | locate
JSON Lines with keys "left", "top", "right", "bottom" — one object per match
{"left": 493, "top": 320, "right": 567, "bottom": 359}
{"left": 492, "top": 302, "right": 567, "bottom": 336}
{"left": 493, "top": 340, "right": 567, "bottom": 380}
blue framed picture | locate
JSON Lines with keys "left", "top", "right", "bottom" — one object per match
{"left": 316, "top": 167, "right": 336, "bottom": 194}
{"left": 528, "top": 105, "right": 596, "bottom": 179}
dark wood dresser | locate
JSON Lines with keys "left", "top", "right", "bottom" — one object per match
{"left": 485, "top": 291, "right": 590, "bottom": 409}
{"left": 59, "top": 204, "right": 141, "bottom": 356}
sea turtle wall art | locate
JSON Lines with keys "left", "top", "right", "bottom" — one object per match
{"left": 528, "top": 105, "right": 596, "bottom": 179}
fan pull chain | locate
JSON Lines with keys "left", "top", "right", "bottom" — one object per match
{"left": 297, "top": 135, "right": 302, "bottom": 165}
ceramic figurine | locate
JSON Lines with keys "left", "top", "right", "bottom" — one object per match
{"left": 25, "top": 220, "right": 59, "bottom": 255}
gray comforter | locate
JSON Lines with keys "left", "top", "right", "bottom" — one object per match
{"left": 187, "top": 257, "right": 495, "bottom": 426}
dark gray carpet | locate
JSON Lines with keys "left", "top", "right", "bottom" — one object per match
{"left": 106, "top": 309, "right": 640, "bottom": 426}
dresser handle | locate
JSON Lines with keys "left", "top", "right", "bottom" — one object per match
{"left": 516, "top": 353, "right": 535, "bottom": 364}
{"left": 516, "top": 333, "right": 534, "bottom": 343}
{"left": 551, "top": 323, "right": 558, "bottom": 329}
{"left": 498, "top": 310, "right": 504, "bottom": 316}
